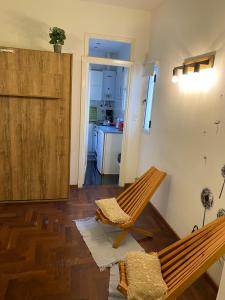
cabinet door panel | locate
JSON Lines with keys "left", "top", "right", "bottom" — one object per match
{"left": 103, "top": 134, "right": 122, "bottom": 174}
{"left": 0, "top": 70, "right": 62, "bottom": 98}
{"left": 88, "top": 123, "right": 93, "bottom": 152}
{"left": 0, "top": 48, "right": 71, "bottom": 201}
{"left": 97, "top": 130, "right": 104, "bottom": 174}
{"left": 90, "top": 70, "right": 103, "bottom": 101}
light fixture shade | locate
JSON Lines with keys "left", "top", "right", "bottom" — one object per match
{"left": 172, "top": 67, "right": 179, "bottom": 83}
{"left": 173, "top": 68, "right": 178, "bottom": 76}
{"left": 194, "top": 64, "right": 200, "bottom": 73}
{"left": 172, "top": 75, "right": 178, "bottom": 83}
{"left": 183, "top": 65, "right": 188, "bottom": 75}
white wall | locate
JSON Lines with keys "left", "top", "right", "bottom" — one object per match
{"left": 0, "top": 0, "right": 151, "bottom": 184}
{"left": 138, "top": 0, "right": 225, "bottom": 285}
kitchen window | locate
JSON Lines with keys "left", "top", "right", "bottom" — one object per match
{"left": 143, "top": 72, "right": 156, "bottom": 132}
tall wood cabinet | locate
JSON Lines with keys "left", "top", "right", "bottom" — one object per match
{"left": 0, "top": 47, "right": 72, "bottom": 202}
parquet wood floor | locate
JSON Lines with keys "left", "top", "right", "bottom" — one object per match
{"left": 0, "top": 186, "right": 217, "bottom": 300}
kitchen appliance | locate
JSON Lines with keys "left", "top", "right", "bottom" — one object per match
{"left": 116, "top": 117, "right": 120, "bottom": 129}
{"left": 97, "top": 128, "right": 122, "bottom": 174}
{"left": 105, "top": 109, "right": 113, "bottom": 123}
{"left": 103, "top": 120, "right": 110, "bottom": 126}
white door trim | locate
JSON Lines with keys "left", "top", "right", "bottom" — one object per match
{"left": 82, "top": 56, "right": 133, "bottom": 67}
{"left": 78, "top": 56, "right": 133, "bottom": 188}
{"left": 78, "top": 59, "right": 90, "bottom": 188}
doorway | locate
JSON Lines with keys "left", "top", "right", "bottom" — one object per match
{"left": 85, "top": 63, "right": 129, "bottom": 185}
{"left": 78, "top": 35, "right": 133, "bottom": 188}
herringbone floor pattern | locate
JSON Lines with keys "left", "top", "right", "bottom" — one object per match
{"left": 0, "top": 186, "right": 217, "bottom": 300}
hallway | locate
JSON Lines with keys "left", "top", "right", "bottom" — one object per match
{"left": 0, "top": 185, "right": 217, "bottom": 299}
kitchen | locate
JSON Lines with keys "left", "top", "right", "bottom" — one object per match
{"left": 85, "top": 63, "right": 128, "bottom": 185}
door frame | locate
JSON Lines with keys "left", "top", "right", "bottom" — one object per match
{"left": 78, "top": 55, "right": 133, "bottom": 188}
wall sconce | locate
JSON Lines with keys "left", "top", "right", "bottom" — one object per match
{"left": 172, "top": 53, "right": 215, "bottom": 82}
{"left": 172, "top": 53, "right": 216, "bottom": 92}
{"left": 172, "top": 68, "right": 179, "bottom": 82}
{"left": 183, "top": 65, "right": 189, "bottom": 75}
{"left": 194, "top": 63, "right": 200, "bottom": 73}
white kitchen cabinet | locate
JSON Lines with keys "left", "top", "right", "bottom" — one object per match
{"left": 97, "top": 129, "right": 104, "bottom": 172}
{"left": 115, "top": 68, "right": 124, "bottom": 101}
{"left": 89, "top": 70, "right": 103, "bottom": 101}
{"left": 88, "top": 123, "right": 94, "bottom": 153}
{"left": 102, "top": 70, "right": 116, "bottom": 101}
{"left": 97, "top": 129, "right": 122, "bottom": 174}
{"left": 93, "top": 125, "right": 98, "bottom": 153}
{"left": 115, "top": 68, "right": 128, "bottom": 111}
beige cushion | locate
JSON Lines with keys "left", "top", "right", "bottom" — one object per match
{"left": 125, "top": 251, "right": 168, "bottom": 300}
{"left": 95, "top": 197, "right": 130, "bottom": 224}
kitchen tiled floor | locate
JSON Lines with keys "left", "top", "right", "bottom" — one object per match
{"left": 84, "top": 160, "right": 119, "bottom": 185}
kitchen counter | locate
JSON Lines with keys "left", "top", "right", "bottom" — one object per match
{"left": 98, "top": 125, "right": 123, "bottom": 134}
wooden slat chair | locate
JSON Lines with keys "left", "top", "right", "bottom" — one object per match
{"left": 96, "top": 167, "right": 167, "bottom": 248}
{"left": 118, "top": 216, "right": 225, "bottom": 299}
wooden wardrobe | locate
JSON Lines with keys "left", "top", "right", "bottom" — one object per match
{"left": 0, "top": 47, "right": 72, "bottom": 202}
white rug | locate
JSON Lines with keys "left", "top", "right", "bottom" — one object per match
{"left": 108, "top": 264, "right": 126, "bottom": 300}
{"left": 73, "top": 217, "right": 143, "bottom": 270}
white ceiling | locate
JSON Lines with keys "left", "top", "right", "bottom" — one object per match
{"left": 81, "top": 0, "right": 164, "bottom": 11}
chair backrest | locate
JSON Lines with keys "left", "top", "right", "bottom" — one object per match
{"left": 117, "top": 167, "right": 167, "bottom": 222}
{"left": 158, "top": 216, "right": 225, "bottom": 300}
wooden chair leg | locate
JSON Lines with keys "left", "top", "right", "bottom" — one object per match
{"left": 129, "top": 226, "right": 153, "bottom": 238}
{"left": 113, "top": 230, "right": 128, "bottom": 248}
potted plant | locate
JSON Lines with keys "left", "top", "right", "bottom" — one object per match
{"left": 49, "top": 27, "right": 66, "bottom": 53}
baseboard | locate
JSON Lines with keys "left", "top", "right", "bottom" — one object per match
{"left": 150, "top": 202, "right": 180, "bottom": 240}
{"left": 205, "top": 273, "right": 219, "bottom": 292}
{"left": 124, "top": 183, "right": 132, "bottom": 188}
{"left": 70, "top": 184, "right": 78, "bottom": 189}
{"left": 150, "top": 202, "right": 219, "bottom": 292}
